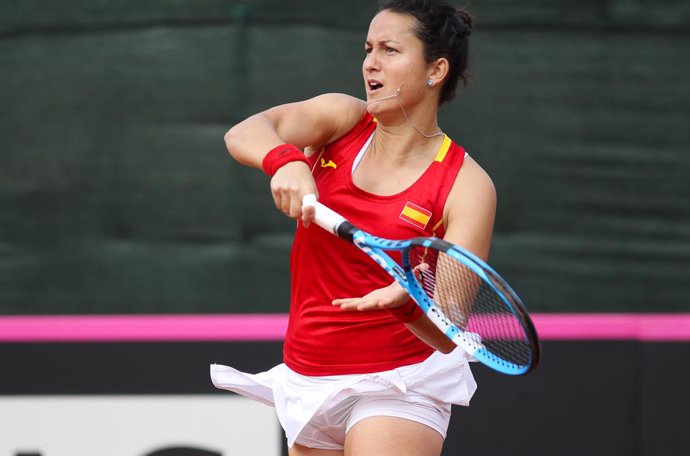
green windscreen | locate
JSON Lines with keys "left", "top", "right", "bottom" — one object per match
{"left": 1, "top": 1, "right": 688, "bottom": 314}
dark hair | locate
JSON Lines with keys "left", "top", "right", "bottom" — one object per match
{"left": 377, "top": 0, "right": 473, "bottom": 104}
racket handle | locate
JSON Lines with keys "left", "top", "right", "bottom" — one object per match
{"left": 302, "top": 194, "right": 351, "bottom": 239}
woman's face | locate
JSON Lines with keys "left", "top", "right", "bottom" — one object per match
{"left": 363, "top": 10, "right": 430, "bottom": 114}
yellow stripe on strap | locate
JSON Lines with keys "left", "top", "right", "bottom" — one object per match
{"left": 434, "top": 135, "right": 452, "bottom": 162}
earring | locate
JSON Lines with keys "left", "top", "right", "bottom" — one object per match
{"left": 427, "top": 79, "right": 433, "bottom": 87}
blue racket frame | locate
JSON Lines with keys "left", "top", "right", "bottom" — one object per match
{"left": 352, "top": 230, "right": 539, "bottom": 375}
{"left": 303, "top": 195, "right": 540, "bottom": 376}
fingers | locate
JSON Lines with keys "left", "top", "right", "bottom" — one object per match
{"left": 269, "top": 161, "right": 317, "bottom": 221}
{"left": 333, "top": 282, "right": 411, "bottom": 312}
{"left": 301, "top": 204, "right": 315, "bottom": 227}
{"left": 413, "top": 262, "right": 431, "bottom": 280}
{"left": 332, "top": 297, "right": 393, "bottom": 311}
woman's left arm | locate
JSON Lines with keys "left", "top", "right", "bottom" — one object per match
{"left": 440, "top": 155, "right": 497, "bottom": 261}
{"left": 402, "top": 156, "right": 497, "bottom": 352}
{"left": 333, "top": 156, "right": 497, "bottom": 353}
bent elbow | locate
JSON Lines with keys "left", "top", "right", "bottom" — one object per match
{"left": 437, "top": 339, "right": 457, "bottom": 354}
{"left": 438, "top": 345, "right": 456, "bottom": 355}
{"left": 223, "top": 128, "right": 238, "bottom": 158}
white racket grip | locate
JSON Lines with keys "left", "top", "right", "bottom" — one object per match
{"left": 302, "top": 194, "right": 347, "bottom": 236}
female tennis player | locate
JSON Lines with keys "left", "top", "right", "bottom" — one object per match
{"left": 212, "top": 1, "right": 496, "bottom": 454}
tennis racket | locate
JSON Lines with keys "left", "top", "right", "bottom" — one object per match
{"left": 302, "top": 194, "right": 540, "bottom": 376}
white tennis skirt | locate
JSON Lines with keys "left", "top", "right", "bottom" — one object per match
{"left": 210, "top": 349, "right": 477, "bottom": 447}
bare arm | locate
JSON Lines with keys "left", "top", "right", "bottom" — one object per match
{"left": 224, "top": 93, "right": 364, "bottom": 168}
{"left": 225, "top": 93, "right": 365, "bottom": 220}
{"left": 404, "top": 156, "right": 497, "bottom": 352}
{"left": 441, "top": 156, "right": 497, "bottom": 261}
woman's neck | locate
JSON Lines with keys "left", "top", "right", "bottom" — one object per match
{"left": 370, "top": 121, "right": 443, "bottom": 164}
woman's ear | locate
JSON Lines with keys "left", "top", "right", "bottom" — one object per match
{"left": 428, "top": 57, "right": 449, "bottom": 87}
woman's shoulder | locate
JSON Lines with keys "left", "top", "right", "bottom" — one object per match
{"left": 310, "top": 93, "right": 368, "bottom": 144}
{"left": 454, "top": 155, "right": 496, "bottom": 201}
{"left": 307, "top": 93, "right": 365, "bottom": 118}
{"left": 312, "top": 92, "right": 364, "bottom": 106}
{"left": 441, "top": 154, "right": 497, "bottom": 259}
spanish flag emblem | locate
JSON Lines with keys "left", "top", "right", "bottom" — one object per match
{"left": 399, "top": 201, "right": 432, "bottom": 230}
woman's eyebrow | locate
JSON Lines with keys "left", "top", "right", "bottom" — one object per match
{"left": 365, "top": 39, "right": 403, "bottom": 46}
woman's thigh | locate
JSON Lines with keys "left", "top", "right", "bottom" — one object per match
{"left": 289, "top": 442, "right": 343, "bottom": 456}
{"left": 345, "top": 416, "right": 444, "bottom": 456}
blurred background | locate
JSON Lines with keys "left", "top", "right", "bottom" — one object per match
{"left": 1, "top": 1, "right": 689, "bottom": 455}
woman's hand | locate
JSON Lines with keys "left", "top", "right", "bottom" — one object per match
{"left": 332, "top": 273, "right": 457, "bottom": 353}
{"left": 332, "top": 281, "right": 409, "bottom": 311}
{"left": 269, "top": 161, "right": 318, "bottom": 226}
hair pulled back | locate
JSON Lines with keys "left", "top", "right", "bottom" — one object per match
{"left": 377, "top": 0, "right": 473, "bottom": 104}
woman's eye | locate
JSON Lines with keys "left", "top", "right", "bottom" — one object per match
{"left": 385, "top": 47, "right": 398, "bottom": 54}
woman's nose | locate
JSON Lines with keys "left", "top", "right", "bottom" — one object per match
{"left": 363, "top": 52, "right": 379, "bottom": 72}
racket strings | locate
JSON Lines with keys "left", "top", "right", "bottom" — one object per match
{"left": 409, "top": 246, "right": 533, "bottom": 367}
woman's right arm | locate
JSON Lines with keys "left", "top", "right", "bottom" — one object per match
{"left": 224, "top": 93, "right": 364, "bottom": 220}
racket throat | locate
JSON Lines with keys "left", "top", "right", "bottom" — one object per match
{"left": 336, "top": 221, "right": 357, "bottom": 242}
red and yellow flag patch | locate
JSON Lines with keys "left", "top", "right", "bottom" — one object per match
{"left": 399, "top": 201, "right": 432, "bottom": 229}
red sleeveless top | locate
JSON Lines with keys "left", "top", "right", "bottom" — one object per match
{"left": 284, "top": 112, "right": 467, "bottom": 375}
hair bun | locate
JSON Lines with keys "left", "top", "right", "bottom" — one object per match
{"left": 456, "top": 9, "right": 474, "bottom": 35}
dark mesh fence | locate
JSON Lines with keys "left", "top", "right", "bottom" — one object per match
{"left": 1, "top": 0, "right": 689, "bottom": 314}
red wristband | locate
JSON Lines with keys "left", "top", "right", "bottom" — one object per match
{"left": 261, "top": 144, "right": 309, "bottom": 176}
{"left": 387, "top": 298, "right": 423, "bottom": 323}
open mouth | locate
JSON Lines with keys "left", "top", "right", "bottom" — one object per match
{"left": 368, "top": 81, "right": 384, "bottom": 92}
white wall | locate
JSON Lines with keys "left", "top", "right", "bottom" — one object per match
{"left": 0, "top": 395, "right": 281, "bottom": 456}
